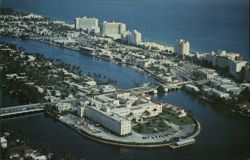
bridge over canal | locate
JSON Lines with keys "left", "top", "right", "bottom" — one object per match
{"left": 0, "top": 99, "right": 81, "bottom": 118}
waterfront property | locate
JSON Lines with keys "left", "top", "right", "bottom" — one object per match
{"left": 175, "top": 39, "right": 190, "bottom": 58}
{"left": 0, "top": 42, "right": 199, "bottom": 147}
{"left": 59, "top": 107, "right": 199, "bottom": 147}
{"left": 85, "top": 106, "right": 132, "bottom": 136}
{"left": 0, "top": 2, "right": 249, "bottom": 158}
{"left": 81, "top": 90, "right": 164, "bottom": 136}
{"left": 101, "top": 21, "right": 127, "bottom": 40}
{"left": 0, "top": 7, "right": 248, "bottom": 151}
{"left": 75, "top": 16, "right": 100, "bottom": 33}
{"left": 63, "top": 89, "right": 199, "bottom": 146}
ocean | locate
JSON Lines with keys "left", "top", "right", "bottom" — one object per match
{"left": 1, "top": 0, "right": 249, "bottom": 60}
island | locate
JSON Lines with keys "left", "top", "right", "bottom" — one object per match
{"left": 0, "top": 43, "right": 200, "bottom": 149}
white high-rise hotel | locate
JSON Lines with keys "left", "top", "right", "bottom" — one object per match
{"left": 101, "top": 21, "right": 126, "bottom": 39}
{"left": 127, "top": 30, "right": 142, "bottom": 45}
{"left": 75, "top": 17, "right": 100, "bottom": 33}
{"left": 175, "top": 39, "right": 190, "bottom": 57}
{"left": 75, "top": 17, "right": 142, "bottom": 44}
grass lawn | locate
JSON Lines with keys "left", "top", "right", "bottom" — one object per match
{"left": 132, "top": 111, "right": 194, "bottom": 134}
{"left": 159, "top": 111, "right": 194, "bottom": 125}
{"left": 132, "top": 117, "right": 170, "bottom": 134}
{"left": 132, "top": 125, "right": 154, "bottom": 134}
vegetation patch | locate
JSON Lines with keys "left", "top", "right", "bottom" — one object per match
{"left": 159, "top": 111, "right": 194, "bottom": 125}
{"left": 132, "top": 116, "right": 170, "bottom": 134}
{"left": 132, "top": 110, "right": 194, "bottom": 134}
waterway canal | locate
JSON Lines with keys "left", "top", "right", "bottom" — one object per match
{"left": 1, "top": 36, "right": 250, "bottom": 160}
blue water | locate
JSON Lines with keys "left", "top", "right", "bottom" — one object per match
{"left": 1, "top": 0, "right": 249, "bottom": 60}
{"left": 0, "top": 36, "right": 157, "bottom": 89}
{"left": 3, "top": 92, "right": 250, "bottom": 160}
{"left": 1, "top": 36, "right": 250, "bottom": 160}
{"left": 1, "top": 1, "right": 250, "bottom": 159}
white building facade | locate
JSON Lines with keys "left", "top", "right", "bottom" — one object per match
{"left": 101, "top": 21, "right": 126, "bottom": 39}
{"left": 127, "top": 30, "right": 142, "bottom": 45}
{"left": 55, "top": 103, "right": 72, "bottom": 113}
{"left": 229, "top": 60, "right": 247, "bottom": 77}
{"left": 77, "top": 107, "right": 85, "bottom": 118}
{"left": 130, "top": 102, "right": 162, "bottom": 119}
{"left": 204, "top": 50, "right": 246, "bottom": 79}
{"left": 175, "top": 39, "right": 190, "bottom": 57}
{"left": 194, "top": 68, "right": 218, "bottom": 79}
{"left": 0, "top": 137, "right": 7, "bottom": 149}
{"left": 85, "top": 106, "right": 131, "bottom": 136}
{"left": 75, "top": 17, "right": 100, "bottom": 33}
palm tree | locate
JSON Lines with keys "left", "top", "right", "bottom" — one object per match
{"left": 144, "top": 110, "right": 151, "bottom": 117}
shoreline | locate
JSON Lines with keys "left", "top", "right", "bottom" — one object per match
{"left": 0, "top": 35, "right": 201, "bottom": 149}
{"left": 45, "top": 111, "right": 201, "bottom": 148}
{"left": 30, "top": 36, "right": 159, "bottom": 83}
{"left": 1, "top": 35, "right": 247, "bottom": 117}
{"left": 1, "top": 35, "right": 167, "bottom": 85}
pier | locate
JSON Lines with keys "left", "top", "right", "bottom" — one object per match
{"left": 169, "top": 138, "right": 195, "bottom": 149}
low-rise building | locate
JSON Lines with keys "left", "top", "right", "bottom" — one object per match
{"left": 204, "top": 50, "right": 245, "bottom": 79}
{"left": 170, "top": 107, "right": 187, "bottom": 118}
{"left": 131, "top": 102, "right": 162, "bottom": 118}
{"left": 93, "top": 95, "right": 120, "bottom": 107}
{"left": 50, "top": 37, "right": 76, "bottom": 44}
{"left": 193, "top": 68, "right": 218, "bottom": 79}
{"left": 219, "top": 85, "right": 242, "bottom": 95}
{"left": 23, "top": 13, "right": 43, "bottom": 19}
{"left": 100, "top": 85, "right": 116, "bottom": 93}
{"left": 203, "top": 87, "right": 230, "bottom": 99}
{"left": 139, "top": 41, "right": 174, "bottom": 52}
{"left": 0, "top": 137, "right": 7, "bottom": 149}
{"left": 111, "top": 107, "right": 130, "bottom": 117}
{"left": 55, "top": 103, "right": 72, "bottom": 113}
{"left": 185, "top": 84, "right": 200, "bottom": 92}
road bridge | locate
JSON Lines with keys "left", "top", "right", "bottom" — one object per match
{"left": 0, "top": 99, "right": 83, "bottom": 118}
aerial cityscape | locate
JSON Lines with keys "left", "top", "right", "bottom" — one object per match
{"left": 0, "top": 0, "right": 249, "bottom": 160}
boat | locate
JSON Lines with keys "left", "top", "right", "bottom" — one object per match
{"left": 79, "top": 46, "right": 96, "bottom": 56}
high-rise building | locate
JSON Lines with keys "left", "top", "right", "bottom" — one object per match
{"left": 127, "top": 30, "right": 142, "bottom": 45}
{"left": 101, "top": 21, "right": 126, "bottom": 39}
{"left": 75, "top": 17, "right": 100, "bottom": 33}
{"left": 229, "top": 59, "right": 247, "bottom": 78}
{"left": 175, "top": 39, "right": 190, "bottom": 57}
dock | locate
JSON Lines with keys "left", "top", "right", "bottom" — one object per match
{"left": 169, "top": 138, "right": 195, "bottom": 149}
